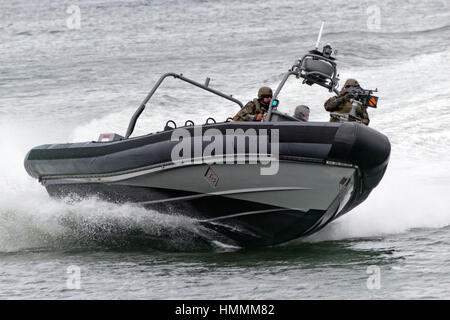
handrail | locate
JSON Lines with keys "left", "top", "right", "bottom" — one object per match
{"left": 125, "top": 72, "right": 243, "bottom": 138}
{"left": 265, "top": 71, "right": 298, "bottom": 122}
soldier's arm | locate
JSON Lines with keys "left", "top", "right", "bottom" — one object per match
{"left": 324, "top": 95, "right": 348, "bottom": 112}
{"left": 232, "top": 102, "right": 256, "bottom": 121}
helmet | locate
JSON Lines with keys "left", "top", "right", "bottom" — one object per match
{"left": 343, "top": 79, "right": 359, "bottom": 88}
{"left": 294, "top": 105, "right": 310, "bottom": 121}
{"left": 258, "top": 87, "right": 273, "bottom": 99}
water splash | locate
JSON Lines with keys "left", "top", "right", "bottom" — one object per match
{"left": 0, "top": 119, "right": 225, "bottom": 252}
{"left": 306, "top": 159, "right": 450, "bottom": 242}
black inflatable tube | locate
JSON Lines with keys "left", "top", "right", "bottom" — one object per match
{"left": 24, "top": 122, "right": 390, "bottom": 180}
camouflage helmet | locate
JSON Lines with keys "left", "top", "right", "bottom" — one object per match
{"left": 258, "top": 86, "right": 273, "bottom": 99}
{"left": 343, "top": 79, "right": 360, "bottom": 87}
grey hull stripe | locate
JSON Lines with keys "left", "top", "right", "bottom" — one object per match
{"left": 137, "top": 186, "right": 308, "bottom": 205}
{"left": 198, "top": 208, "right": 293, "bottom": 223}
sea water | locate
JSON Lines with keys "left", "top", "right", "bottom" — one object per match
{"left": 0, "top": 0, "right": 449, "bottom": 299}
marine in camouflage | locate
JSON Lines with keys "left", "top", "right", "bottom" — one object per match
{"left": 233, "top": 86, "right": 273, "bottom": 121}
{"left": 324, "top": 78, "right": 370, "bottom": 125}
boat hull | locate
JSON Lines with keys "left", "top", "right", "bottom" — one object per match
{"left": 43, "top": 161, "right": 358, "bottom": 246}
{"left": 25, "top": 121, "right": 390, "bottom": 246}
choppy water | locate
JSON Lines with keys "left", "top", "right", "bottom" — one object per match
{"left": 1, "top": 0, "right": 449, "bottom": 299}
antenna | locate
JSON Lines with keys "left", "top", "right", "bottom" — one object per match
{"left": 314, "top": 20, "right": 325, "bottom": 50}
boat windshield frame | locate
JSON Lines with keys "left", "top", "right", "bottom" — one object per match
{"left": 125, "top": 72, "right": 244, "bottom": 138}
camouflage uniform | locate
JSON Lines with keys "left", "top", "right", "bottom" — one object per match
{"left": 232, "top": 98, "right": 265, "bottom": 121}
{"left": 232, "top": 87, "right": 272, "bottom": 121}
{"left": 324, "top": 79, "right": 370, "bottom": 126}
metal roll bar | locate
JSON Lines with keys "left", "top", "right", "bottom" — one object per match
{"left": 265, "top": 71, "right": 299, "bottom": 122}
{"left": 125, "top": 72, "right": 243, "bottom": 138}
{"left": 265, "top": 50, "right": 340, "bottom": 122}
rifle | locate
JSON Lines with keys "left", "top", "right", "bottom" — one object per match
{"left": 346, "top": 86, "right": 379, "bottom": 108}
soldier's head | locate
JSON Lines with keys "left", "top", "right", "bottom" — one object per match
{"left": 258, "top": 86, "right": 273, "bottom": 107}
{"left": 293, "top": 105, "right": 310, "bottom": 121}
{"left": 340, "top": 79, "right": 359, "bottom": 94}
{"left": 341, "top": 79, "right": 360, "bottom": 94}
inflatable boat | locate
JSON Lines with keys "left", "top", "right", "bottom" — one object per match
{"left": 24, "top": 39, "right": 390, "bottom": 247}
